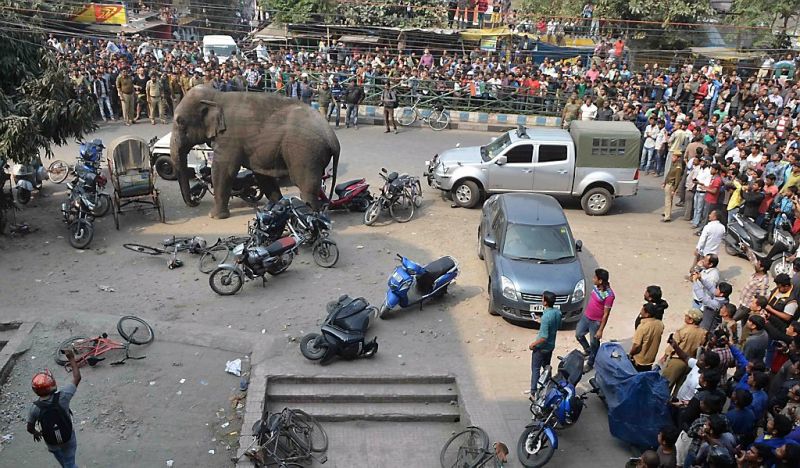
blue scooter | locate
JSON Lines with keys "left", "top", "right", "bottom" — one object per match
{"left": 378, "top": 254, "right": 459, "bottom": 318}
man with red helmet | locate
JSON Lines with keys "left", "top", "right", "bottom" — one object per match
{"left": 27, "top": 348, "right": 81, "bottom": 467}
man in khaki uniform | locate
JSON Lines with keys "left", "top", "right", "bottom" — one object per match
{"left": 146, "top": 71, "right": 166, "bottom": 125}
{"left": 168, "top": 71, "right": 183, "bottom": 116}
{"left": 629, "top": 303, "right": 665, "bottom": 372}
{"left": 662, "top": 150, "right": 683, "bottom": 222}
{"left": 180, "top": 69, "right": 192, "bottom": 96}
{"left": 115, "top": 68, "right": 135, "bottom": 126}
{"left": 658, "top": 309, "right": 708, "bottom": 393}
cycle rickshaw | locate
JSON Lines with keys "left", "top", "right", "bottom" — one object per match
{"left": 106, "top": 135, "right": 165, "bottom": 229}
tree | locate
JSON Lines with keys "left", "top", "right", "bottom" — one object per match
{"left": 729, "top": 0, "right": 800, "bottom": 33}
{"left": 262, "top": 0, "right": 336, "bottom": 24}
{"left": 0, "top": 2, "right": 96, "bottom": 164}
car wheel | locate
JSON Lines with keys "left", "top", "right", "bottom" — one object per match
{"left": 154, "top": 155, "right": 177, "bottom": 180}
{"left": 580, "top": 187, "right": 612, "bottom": 216}
{"left": 488, "top": 280, "right": 499, "bottom": 316}
{"left": 452, "top": 180, "right": 481, "bottom": 208}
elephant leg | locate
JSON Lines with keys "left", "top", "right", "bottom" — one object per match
{"left": 298, "top": 177, "right": 323, "bottom": 211}
{"left": 255, "top": 174, "right": 282, "bottom": 203}
{"left": 210, "top": 160, "right": 238, "bottom": 219}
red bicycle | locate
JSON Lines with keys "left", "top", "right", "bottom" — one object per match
{"left": 54, "top": 316, "right": 154, "bottom": 368}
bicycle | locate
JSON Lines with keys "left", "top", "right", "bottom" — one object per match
{"left": 123, "top": 236, "right": 195, "bottom": 269}
{"left": 440, "top": 426, "right": 508, "bottom": 468}
{"left": 238, "top": 407, "right": 328, "bottom": 467}
{"left": 54, "top": 316, "right": 154, "bottom": 369}
{"left": 198, "top": 235, "right": 251, "bottom": 273}
{"left": 394, "top": 97, "right": 450, "bottom": 131}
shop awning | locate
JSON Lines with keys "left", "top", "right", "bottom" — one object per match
{"left": 690, "top": 47, "right": 764, "bottom": 61}
{"left": 337, "top": 34, "right": 381, "bottom": 44}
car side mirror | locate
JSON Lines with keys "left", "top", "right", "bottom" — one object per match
{"left": 575, "top": 240, "right": 583, "bottom": 252}
{"left": 495, "top": 156, "right": 507, "bottom": 166}
{"left": 483, "top": 238, "right": 497, "bottom": 249}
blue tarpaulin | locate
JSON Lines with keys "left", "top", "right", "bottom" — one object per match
{"left": 593, "top": 342, "right": 672, "bottom": 449}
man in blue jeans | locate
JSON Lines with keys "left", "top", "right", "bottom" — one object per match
{"left": 529, "top": 291, "right": 562, "bottom": 396}
{"left": 576, "top": 268, "right": 615, "bottom": 373}
{"left": 28, "top": 348, "right": 81, "bottom": 467}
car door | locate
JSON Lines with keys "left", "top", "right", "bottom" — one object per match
{"left": 487, "top": 143, "right": 534, "bottom": 192}
{"left": 532, "top": 143, "right": 572, "bottom": 193}
{"left": 484, "top": 206, "right": 505, "bottom": 275}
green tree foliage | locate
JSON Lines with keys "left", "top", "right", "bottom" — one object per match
{"left": 0, "top": 2, "right": 96, "bottom": 164}
{"left": 263, "top": 0, "right": 335, "bottom": 24}
{"left": 517, "top": 0, "right": 578, "bottom": 18}
{"left": 335, "top": 0, "right": 444, "bottom": 28}
{"left": 729, "top": 0, "right": 800, "bottom": 31}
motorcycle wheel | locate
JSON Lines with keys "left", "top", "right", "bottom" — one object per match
{"left": 189, "top": 185, "right": 208, "bottom": 204}
{"left": 68, "top": 220, "right": 93, "bottom": 249}
{"left": 724, "top": 241, "right": 739, "bottom": 257}
{"left": 16, "top": 188, "right": 31, "bottom": 205}
{"left": 364, "top": 341, "right": 378, "bottom": 358}
{"left": 348, "top": 193, "right": 372, "bottom": 212}
{"left": 209, "top": 267, "right": 244, "bottom": 296}
{"left": 47, "top": 160, "right": 70, "bottom": 184}
{"left": 267, "top": 252, "right": 294, "bottom": 276}
{"left": 312, "top": 239, "right": 339, "bottom": 268}
{"left": 517, "top": 425, "right": 556, "bottom": 468}
{"left": 92, "top": 193, "right": 111, "bottom": 217}
{"left": 363, "top": 200, "right": 381, "bottom": 226}
{"left": 300, "top": 333, "right": 327, "bottom": 361}
{"left": 771, "top": 257, "right": 792, "bottom": 277}
{"left": 241, "top": 187, "right": 263, "bottom": 204}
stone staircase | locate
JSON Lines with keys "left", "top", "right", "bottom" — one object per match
{"left": 265, "top": 375, "right": 461, "bottom": 423}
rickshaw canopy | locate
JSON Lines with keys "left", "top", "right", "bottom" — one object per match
{"left": 107, "top": 135, "right": 152, "bottom": 176}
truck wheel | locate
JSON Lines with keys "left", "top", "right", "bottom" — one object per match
{"left": 452, "top": 180, "right": 481, "bottom": 208}
{"left": 154, "top": 155, "right": 177, "bottom": 180}
{"left": 581, "top": 187, "right": 612, "bottom": 216}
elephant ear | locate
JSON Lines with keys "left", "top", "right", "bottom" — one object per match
{"left": 200, "top": 100, "right": 226, "bottom": 141}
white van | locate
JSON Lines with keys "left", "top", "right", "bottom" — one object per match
{"left": 202, "top": 35, "right": 238, "bottom": 63}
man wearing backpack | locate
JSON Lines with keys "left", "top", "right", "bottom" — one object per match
{"left": 27, "top": 348, "right": 81, "bottom": 467}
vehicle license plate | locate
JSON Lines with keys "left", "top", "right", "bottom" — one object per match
{"left": 529, "top": 304, "right": 545, "bottom": 313}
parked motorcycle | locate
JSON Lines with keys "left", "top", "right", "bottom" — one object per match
{"left": 379, "top": 254, "right": 459, "bottom": 318}
{"left": 286, "top": 197, "right": 340, "bottom": 268}
{"left": 319, "top": 170, "right": 372, "bottom": 212}
{"left": 364, "top": 168, "right": 417, "bottom": 225}
{"left": 10, "top": 156, "right": 47, "bottom": 204}
{"left": 188, "top": 160, "right": 263, "bottom": 204}
{"left": 61, "top": 181, "right": 96, "bottom": 249}
{"left": 208, "top": 236, "right": 299, "bottom": 296}
{"left": 75, "top": 169, "right": 111, "bottom": 218}
{"left": 724, "top": 212, "right": 796, "bottom": 276}
{"left": 517, "top": 349, "right": 588, "bottom": 468}
{"left": 300, "top": 295, "right": 379, "bottom": 365}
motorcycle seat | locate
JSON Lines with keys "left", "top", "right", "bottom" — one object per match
{"left": 743, "top": 221, "right": 767, "bottom": 242}
{"left": 417, "top": 256, "right": 456, "bottom": 294}
{"left": 236, "top": 169, "right": 254, "bottom": 180}
{"left": 334, "top": 179, "right": 363, "bottom": 197}
{"left": 265, "top": 236, "right": 296, "bottom": 256}
{"left": 290, "top": 197, "right": 314, "bottom": 216}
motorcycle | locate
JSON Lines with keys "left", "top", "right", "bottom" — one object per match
{"left": 364, "top": 168, "right": 417, "bottom": 225}
{"left": 319, "top": 169, "right": 372, "bottom": 212}
{"left": 724, "top": 212, "right": 796, "bottom": 277}
{"left": 74, "top": 169, "right": 110, "bottom": 218}
{"left": 188, "top": 160, "right": 263, "bottom": 204}
{"left": 61, "top": 181, "right": 96, "bottom": 249}
{"left": 208, "top": 236, "right": 299, "bottom": 296}
{"left": 10, "top": 156, "right": 48, "bottom": 204}
{"left": 286, "top": 197, "right": 340, "bottom": 268}
{"left": 517, "top": 349, "right": 587, "bottom": 468}
{"left": 379, "top": 254, "right": 459, "bottom": 318}
{"left": 300, "top": 295, "right": 379, "bottom": 365}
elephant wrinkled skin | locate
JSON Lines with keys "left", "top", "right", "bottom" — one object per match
{"left": 170, "top": 86, "right": 340, "bottom": 219}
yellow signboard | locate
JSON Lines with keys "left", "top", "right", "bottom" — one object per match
{"left": 72, "top": 4, "right": 127, "bottom": 25}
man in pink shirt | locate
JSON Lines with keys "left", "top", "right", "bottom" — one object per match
{"left": 575, "top": 268, "right": 615, "bottom": 372}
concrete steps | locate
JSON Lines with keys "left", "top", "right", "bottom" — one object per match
{"left": 265, "top": 375, "right": 461, "bottom": 423}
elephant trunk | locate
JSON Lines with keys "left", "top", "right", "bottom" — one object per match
{"left": 170, "top": 132, "right": 199, "bottom": 207}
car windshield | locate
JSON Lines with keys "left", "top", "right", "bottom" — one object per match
{"left": 480, "top": 133, "right": 512, "bottom": 161}
{"left": 204, "top": 45, "right": 237, "bottom": 57}
{"left": 502, "top": 223, "right": 575, "bottom": 262}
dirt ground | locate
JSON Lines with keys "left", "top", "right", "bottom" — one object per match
{"left": 0, "top": 121, "right": 755, "bottom": 467}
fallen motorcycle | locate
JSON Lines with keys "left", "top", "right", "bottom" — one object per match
{"left": 188, "top": 160, "right": 263, "bottom": 204}
{"left": 208, "top": 236, "right": 298, "bottom": 296}
{"left": 318, "top": 170, "right": 372, "bottom": 212}
{"left": 300, "top": 295, "right": 379, "bottom": 365}
{"left": 364, "top": 168, "right": 416, "bottom": 225}
{"left": 379, "top": 254, "right": 459, "bottom": 318}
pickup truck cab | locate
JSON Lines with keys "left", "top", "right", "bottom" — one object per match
{"left": 424, "top": 121, "right": 641, "bottom": 215}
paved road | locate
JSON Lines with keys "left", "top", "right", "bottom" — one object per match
{"left": 0, "top": 120, "right": 756, "bottom": 467}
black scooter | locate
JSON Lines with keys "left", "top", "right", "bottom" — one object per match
{"left": 725, "top": 212, "right": 796, "bottom": 277}
{"left": 188, "top": 162, "right": 263, "bottom": 204}
{"left": 300, "top": 295, "right": 378, "bottom": 365}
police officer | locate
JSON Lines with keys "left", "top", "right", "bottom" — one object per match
{"left": 115, "top": 68, "right": 135, "bottom": 126}
{"left": 145, "top": 71, "right": 166, "bottom": 125}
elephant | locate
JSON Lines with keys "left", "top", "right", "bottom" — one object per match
{"left": 170, "top": 86, "right": 340, "bottom": 219}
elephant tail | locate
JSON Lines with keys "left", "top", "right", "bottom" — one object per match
{"left": 328, "top": 137, "right": 340, "bottom": 204}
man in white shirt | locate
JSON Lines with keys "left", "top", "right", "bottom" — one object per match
{"left": 641, "top": 116, "right": 659, "bottom": 173}
{"left": 696, "top": 209, "right": 726, "bottom": 257}
{"left": 580, "top": 96, "right": 597, "bottom": 121}
{"left": 725, "top": 139, "right": 746, "bottom": 164}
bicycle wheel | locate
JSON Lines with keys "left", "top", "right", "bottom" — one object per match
{"left": 47, "top": 160, "right": 70, "bottom": 184}
{"left": 117, "top": 316, "right": 155, "bottom": 345}
{"left": 389, "top": 191, "right": 415, "bottom": 223}
{"left": 199, "top": 244, "right": 230, "bottom": 273}
{"left": 123, "top": 243, "right": 166, "bottom": 255}
{"left": 289, "top": 409, "right": 328, "bottom": 453}
{"left": 428, "top": 109, "right": 450, "bottom": 131}
{"left": 54, "top": 335, "right": 92, "bottom": 366}
{"left": 412, "top": 179, "right": 424, "bottom": 207}
{"left": 395, "top": 107, "right": 417, "bottom": 126}
{"left": 440, "top": 426, "right": 490, "bottom": 468}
